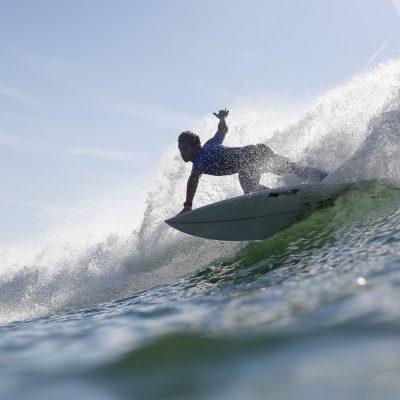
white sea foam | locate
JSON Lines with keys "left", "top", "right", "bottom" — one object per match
{"left": 1, "top": 59, "right": 400, "bottom": 324}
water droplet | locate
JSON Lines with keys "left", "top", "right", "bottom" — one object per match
{"left": 356, "top": 277, "right": 367, "bottom": 286}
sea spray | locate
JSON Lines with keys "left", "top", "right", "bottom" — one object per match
{"left": 1, "top": 59, "right": 400, "bottom": 324}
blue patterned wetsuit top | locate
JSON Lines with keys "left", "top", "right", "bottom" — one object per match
{"left": 192, "top": 130, "right": 240, "bottom": 176}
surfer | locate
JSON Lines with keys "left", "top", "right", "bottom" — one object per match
{"left": 178, "top": 109, "right": 327, "bottom": 214}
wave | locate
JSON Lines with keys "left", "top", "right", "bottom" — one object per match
{"left": 1, "top": 59, "right": 400, "bottom": 324}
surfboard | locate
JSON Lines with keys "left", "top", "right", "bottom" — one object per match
{"left": 165, "top": 181, "right": 361, "bottom": 241}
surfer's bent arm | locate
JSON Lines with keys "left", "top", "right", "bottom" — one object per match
{"left": 179, "top": 170, "right": 202, "bottom": 214}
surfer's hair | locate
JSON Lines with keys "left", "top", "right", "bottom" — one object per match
{"left": 178, "top": 131, "right": 201, "bottom": 148}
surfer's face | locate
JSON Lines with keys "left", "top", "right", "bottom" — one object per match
{"left": 178, "top": 142, "right": 196, "bottom": 162}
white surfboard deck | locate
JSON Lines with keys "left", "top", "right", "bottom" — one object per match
{"left": 165, "top": 181, "right": 364, "bottom": 241}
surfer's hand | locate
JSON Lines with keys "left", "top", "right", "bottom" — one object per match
{"left": 214, "top": 109, "right": 229, "bottom": 134}
{"left": 213, "top": 108, "right": 229, "bottom": 120}
{"left": 178, "top": 206, "right": 192, "bottom": 215}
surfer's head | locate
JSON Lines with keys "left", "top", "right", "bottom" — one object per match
{"left": 178, "top": 131, "right": 201, "bottom": 162}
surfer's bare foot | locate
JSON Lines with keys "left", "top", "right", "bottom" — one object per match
{"left": 178, "top": 206, "right": 192, "bottom": 215}
{"left": 295, "top": 166, "right": 328, "bottom": 182}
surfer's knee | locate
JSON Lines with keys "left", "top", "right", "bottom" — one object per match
{"left": 257, "top": 143, "right": 272, "bottom": 152}
{"left": 256, "top": 144, "right": 275, "bottom": 161}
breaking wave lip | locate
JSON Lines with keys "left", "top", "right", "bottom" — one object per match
{"left": 1, "top": 59, "right": 400, "bottom": 325}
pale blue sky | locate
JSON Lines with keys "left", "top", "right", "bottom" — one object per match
{"left": 1, "top": 0, "right": 400, "bottom": 245}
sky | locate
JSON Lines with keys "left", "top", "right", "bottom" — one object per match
{"left": 1, "top": 0, "right": 400, "bottom": 246}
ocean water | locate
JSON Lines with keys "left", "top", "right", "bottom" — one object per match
{"left": 1, "top": 60, "right": 400, "bottom": 399}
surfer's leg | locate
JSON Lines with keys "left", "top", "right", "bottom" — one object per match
{"left": 236, "top": 145, "right": 275, "bottom": 193}
{"left": 238, "top": 169, "right": 262, "bottom": 194}
{"left": 258, "top": 145, "right": 328, "bottom": 181}
{"left": 258, "top": 146, "right": 298, "bottom": 175}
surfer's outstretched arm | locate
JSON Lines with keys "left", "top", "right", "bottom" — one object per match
{"left": 179, "top": 170, "right": 203, "bottom": 214}
{"left": 213, "top": 108, "right": 229, "bottom": 134}
{"left": 213, "top": 108, "right": 229, "bottom": 135}
{"left": 203, "top": 109, "right": 229, "bottom": 147}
